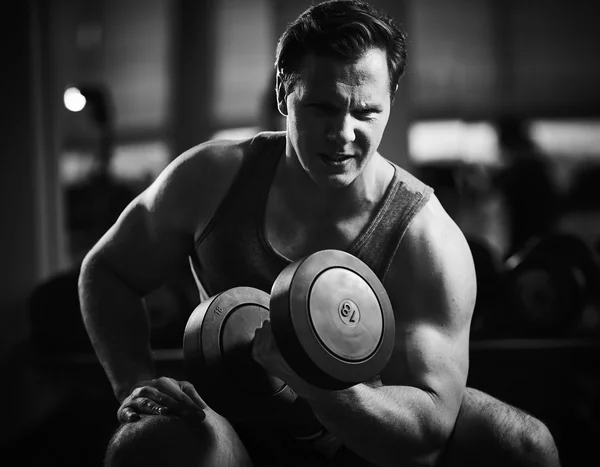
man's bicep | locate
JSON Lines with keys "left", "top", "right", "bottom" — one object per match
{"left": 386, "top": 321, "right": 469, "bottom": 401}
{"left": 84, "top": 195, "right": 193, "bottom": 296}
{"left": 82, "top": 143, "right": 233, "bottom": 295}
{"left": 381, "top": 194, "right": 476, "bottom": 403}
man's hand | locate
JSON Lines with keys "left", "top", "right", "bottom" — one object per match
{"left": 117, "top": 376, "right": 208, "bottom": 423}
{"left": 252, "top": 320, "right": 329, "bottom": 400}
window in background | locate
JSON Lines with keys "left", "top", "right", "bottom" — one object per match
{"left": 102, "top": 0, "right": 173, "bottom": 133}
{"left": 210, "top": 127, "right": 261, "bottom": 142}
{"left": 60, "top": 141, "right": 170, "bottom": 188}
{"left": 527, "top": 120, "right": 600, "bottom": 195}
{"left": 110, "top": 141, "right": 171, "bottom": 185}
{"left": 529, "top": 120, "right": 600, "bottom": 159}
{"left": 408, "top": 120, "right": 500, "bottom": 165}
{"left": 408, "top": 120, "right": 507, "bottom": 262}
{"left": 54, "top": 0, "right": 175, "bottom": 269}
{"left": 212, "top": 0, "right": 274, "bottom": 128}
{"left": 531, "top": 120, "right": 600, "bottom": 264}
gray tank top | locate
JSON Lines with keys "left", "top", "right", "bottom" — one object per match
{"left": 191, "top": 131, "right": 433, "bottom": 296}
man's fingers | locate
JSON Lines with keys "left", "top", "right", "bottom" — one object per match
{"left": 159, "top": 378, "right": 206, "bottom": 414}
{"left": 124, "top": 378, "right": 206, "bottom": 420}
{"left": 118, "top": 406, "right": 141, "bottom": 423}
{"left": 118, "top": 397, "right": 168, "bottom": 422}
{"left": 136, "top": 386, "right": 178, "bottom": 412}
{"left": 135, "top": 397, "right": 169, "bottom": 415}
{"left": 252, "top": 320, "right": 278, "bottom": 367}
{"left": 180, "top": 381, "right": 208, "bottom": 411}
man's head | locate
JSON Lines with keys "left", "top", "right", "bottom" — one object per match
{"left": 275, "top": 0, "right": 407, "bottom": 102}
{"left": 273, "top": 1, "right": 407, "bottom": 189}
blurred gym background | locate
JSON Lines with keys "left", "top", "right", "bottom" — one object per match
{"left": 2, "top": 0, "right": 600, "bottom": 465}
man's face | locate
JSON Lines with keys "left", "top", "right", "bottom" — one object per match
{"left": 280, "top": 48, "right": 392, "bottom": 189}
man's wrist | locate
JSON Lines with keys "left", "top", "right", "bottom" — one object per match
{"left": 301, "top": 383, "right": 355, "bottom": 404}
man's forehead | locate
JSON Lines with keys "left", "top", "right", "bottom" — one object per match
{"left": 300, "top": 81, "right": 386, "bottom": 106}
{"left": 296, "top": 49, "right": 390, "bottom": 96}
{"left": 300, "top": 48, "right": 388, "bottom": 76}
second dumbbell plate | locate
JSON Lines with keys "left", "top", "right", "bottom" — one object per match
{"left": 270, "top": 249, "right": 395, "bottom": 390}
{"left": 183, "top": 286, "right": 296, "bottom": 422}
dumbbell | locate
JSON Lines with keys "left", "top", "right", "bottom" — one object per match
{"left": 466, "top": 232, "right": 599, "bottom": 338}
{"left": 476, "top": 232, "right": 597, "bottom": 338}
{"left": 503, "top": 233, "right": 599, "bottom": 337}
{"left": 182, "top": 249, "right": 395, "bottom": 432}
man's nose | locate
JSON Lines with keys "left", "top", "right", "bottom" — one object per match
{"left": 327, "top": 113, "right": 356, "bottom": 146}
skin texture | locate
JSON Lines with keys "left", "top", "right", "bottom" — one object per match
{"left": 255, "top": 50, "right": 474, "bottom": 466}
{"left": 80, "top": 47, "right": 560, "bottom": 467}
{"left": 80, "top": 49, "right": 471, "bottom": 467}
{"left": 104, "top": 411, "right": 252, "bottom": 467}
{"left": 282, "top": 49, "right": 392, "bottom": 190}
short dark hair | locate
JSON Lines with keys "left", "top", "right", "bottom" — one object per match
{"left": 275, "top": 0, "right": 407, "bottom": 99}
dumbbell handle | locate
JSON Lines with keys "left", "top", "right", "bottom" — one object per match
{"left": 183, "top": 287, "right": 324, "bottom": 438}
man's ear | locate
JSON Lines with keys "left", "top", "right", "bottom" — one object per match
{"left": 275, "top": 72, "right": 288, "bottom": 117}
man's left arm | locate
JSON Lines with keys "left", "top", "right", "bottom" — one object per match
{"left": 255, "top": 196, "right": 477, "bottom": 467}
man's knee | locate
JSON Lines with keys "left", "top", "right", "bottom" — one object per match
{"left": 442, "top": 388, "right": 561, "bottom": 467}
{"left": 104, "top": 415, "right": 209, "bottom": 467}
{"left": 104, "top": 412, "right": 252, "bottom": 467}
{"left": 516, "top": 414, "right": 561, "bottom": 467}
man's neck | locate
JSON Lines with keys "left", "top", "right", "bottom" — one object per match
{"left": 275, "top": 152, "right": 392, "bottom": 223}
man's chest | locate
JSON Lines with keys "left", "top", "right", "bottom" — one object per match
{"left": 264, "top": 206, "right": 373, "bottom": 262}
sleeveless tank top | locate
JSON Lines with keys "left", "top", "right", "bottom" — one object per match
{"left": 191, "top": 131, "right": 433, "bottom": 295}
{"left": 189, "top": 131, "right": 433, "bottom": 456}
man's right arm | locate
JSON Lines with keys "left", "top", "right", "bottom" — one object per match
{"left": 78, "top": 200, "right": 190, "bottom": 402}
{"left": 78, "top": 140, "right": 244, "bottom": 405}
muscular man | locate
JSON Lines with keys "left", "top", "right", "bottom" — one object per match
{"left": 79, "top": 1, "right": 560, "bottom": 466}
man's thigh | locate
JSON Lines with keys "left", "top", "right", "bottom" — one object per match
{"left": 105, "top": 410, "right": 252, "bottom": 467}
{"left": 234, "top": 422, "right": 375, "bottom": 467}
{"left": 439, "top": 387, "right": 561, "bottom": 467}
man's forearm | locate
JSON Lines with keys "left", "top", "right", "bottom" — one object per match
{"left": 79, "top": 258, "right": 156, "bottom": 401}
{"left": 307, "top": 384, "right": 449, "bottom": 467}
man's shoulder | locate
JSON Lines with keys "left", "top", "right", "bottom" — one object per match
{"left": 142, "top": 131, "right": 284, "bottom": 234}
{"left": 386, "top": 192, "right": 476, "bottom": 327}
{"left": 385, "top": 159, "right": 432, "bottom": 196}
{"left": 176, "top": 130, "right": 285, "bottom": 173}
{"left": 135, "top": 134, "right": 251, "bottom": 228}
{"left": 392, "top": 193, "right": 475, "bottom": 293}
{"left": 175, "top": 137, "right": 244, "bottom": 171}
{"left": 402, "top": 194, "right": 468, "bottom": 265}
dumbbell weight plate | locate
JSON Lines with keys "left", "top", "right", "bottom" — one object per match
{"left": 506, "top": 233, "right": 595, "bottom": 336}
{"left": 270, "top": 250, "right": 395, "bottom": 390}
{"left": 509, "top": 260, "right": 584, "bottom": 335}
{"left": 183, "top": 286, "right": 297, "bottom": 423}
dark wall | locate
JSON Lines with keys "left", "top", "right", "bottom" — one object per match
{"left": 0, "top": 0, "right": 39, "bottom": 362}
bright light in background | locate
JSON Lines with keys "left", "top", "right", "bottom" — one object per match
{"left": 59, "top": 141, "right": 170, "bottom": 186}
{"left": 211, "top": 127, "right": 260, "bottom": 141}
{"left": 111, "top": 141, "right": 170, "bottom": 182}
{"left": 64, "top": 87, "right": 87, "bottom": 112}
{"left": 409, "top": 120, "right": 500, "bottom": 165}
{"left": 530, "top": 120, "right": 600, "bottom": 158}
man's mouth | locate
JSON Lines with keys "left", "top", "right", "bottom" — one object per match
{"left": 319, "top": 153, "right": 353, "bottom": 165}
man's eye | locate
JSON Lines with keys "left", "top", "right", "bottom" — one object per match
{"left": 355, "top": 110, "right": 377, "bottom": 120}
